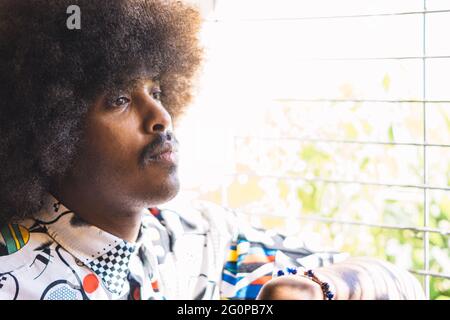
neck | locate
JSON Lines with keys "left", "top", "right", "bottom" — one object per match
{"left": 77, "top": 207, "right": 143, "bottom": 243}
{"left": 49, "top": 190, "right": 144, "bottom": 243}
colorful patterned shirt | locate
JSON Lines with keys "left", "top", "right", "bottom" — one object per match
{"left": 0, "top": 195, "right": 347, "bottom": 300}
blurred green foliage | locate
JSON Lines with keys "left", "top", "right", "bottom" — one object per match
{"left": 294, "top": 122, "right": 449, "bottom": 299}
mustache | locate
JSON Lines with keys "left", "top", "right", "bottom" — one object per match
{"left": 140, "top": 131, "right": 178, "bottom": 164}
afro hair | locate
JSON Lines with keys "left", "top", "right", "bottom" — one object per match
{"left": 0, "top": 0, "right": 203, "bottom": 224}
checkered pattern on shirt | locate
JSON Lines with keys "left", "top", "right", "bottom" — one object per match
{"left": 88, "top": 242, "right": 136, "bottom": 295}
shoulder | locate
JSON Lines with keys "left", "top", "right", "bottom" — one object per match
{"left": 0, "top": 219, "right": 51, "bottom": 274}
{"left": 0, "top": 219, "right": 53, "bottom": 299}
{"left": 0, "top": 218, "right": 91, "bottom": 300}
{"left": 0, "top": 219, "right": 48, "bottom": 272}
{"left": 157, "top": 196, "right": 240, "bottom": 241}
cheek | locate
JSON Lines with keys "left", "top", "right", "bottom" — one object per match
{"left": 81, "top": 122, "right": 143, "bottom": 177}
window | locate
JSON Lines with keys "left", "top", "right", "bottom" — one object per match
{"left": 177, "top": 0, "right": 450, "bottom": 299}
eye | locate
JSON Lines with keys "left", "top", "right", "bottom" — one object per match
{"left": 151, "top": 88, "right": 162, "bottom": 101}
{"left": 112, "top": 96, "right": 130, "bottom": 108}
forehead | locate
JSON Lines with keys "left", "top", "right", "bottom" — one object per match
{"left": 127, "top": 77, "right": 161, "bottom": 90}
{"left": 99, "top": 75, "right": 160, "bottom": 98}
{"left": 116, "top": 72, "right": 161, "bottom": 90}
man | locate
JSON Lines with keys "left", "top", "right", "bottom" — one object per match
{"left": 0, "top": 0, "right": 424, "bottom": 300}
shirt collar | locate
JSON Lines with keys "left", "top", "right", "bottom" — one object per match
{"left": 33, "top": 195, "right": 149, "bottom": 295}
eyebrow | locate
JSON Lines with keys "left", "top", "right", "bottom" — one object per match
{"left": 126, "top": 77, "right": 160, "bottom": 91}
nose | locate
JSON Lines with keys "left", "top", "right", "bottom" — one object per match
{"left": 141, "top": 95, "right": 173, "bottom": 134}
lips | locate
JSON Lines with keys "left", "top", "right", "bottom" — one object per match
{"left": 146, "top": 142, "right": 177, "bottom": 163}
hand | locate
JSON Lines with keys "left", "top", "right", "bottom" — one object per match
{"left": 256, "top": 275, "right": 325, "bottom": 300}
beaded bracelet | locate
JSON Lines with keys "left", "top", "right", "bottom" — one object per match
{"left": 277, "top": 267, "right": 335, "bottom": 300}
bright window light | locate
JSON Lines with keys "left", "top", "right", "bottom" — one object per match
{"left": 172, "top": 0, "right": 450, "bottom": 300}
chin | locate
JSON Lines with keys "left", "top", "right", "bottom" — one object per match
{"left": 143, "top": 175, "right": 180, "bottom": 206}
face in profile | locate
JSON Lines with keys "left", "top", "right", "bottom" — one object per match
{"left": 59, "top": 79, "right": 181, "bottom": 211}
